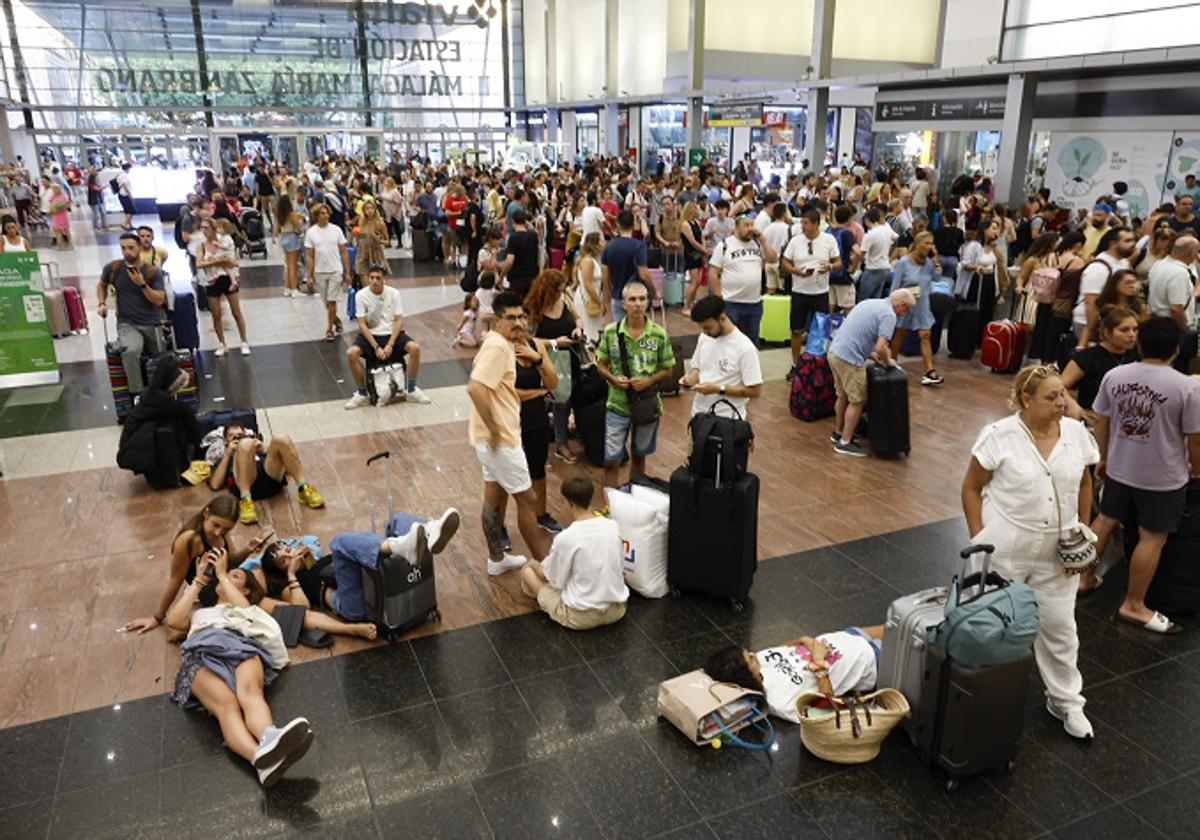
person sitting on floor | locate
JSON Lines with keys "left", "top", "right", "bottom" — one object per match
{"left": 325, "top": 508, "right": 461, "bottom": 623}
{"left": 166, "top": 546, "right": 313, "bottom": 787}
{"left": 204, "top": 422, "right": 325, "bottom": 525}
{"left": 704, "top": 625, "right": 885, "bottom": 722}
{"left": 518, "top": 476, "right": 629, "bottom": 630}
{"left": 116, "top": 354, "right": 200, "bottom": 490}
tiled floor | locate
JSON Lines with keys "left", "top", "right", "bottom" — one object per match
{"left": 4, "top": 210, "right": 1199, "bottom": 839}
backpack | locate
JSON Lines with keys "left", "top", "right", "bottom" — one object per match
{"left": 1052, "top": 258, "right": 1109, "bottom": 320}
{"left": 1029, "top": 253, "right": 1060, "bottom": 304}
{"left": 828, "top": 227, "right": 856, "bottom": 285}
{"left": 1012, "top": 217, "right": 1033, "bottom": 261}
{"left": 174, "top": 208, "right": 191, "bottom": 249}
{"left": 110, "top": 177, "right": 121, "bottom": 194}
{"left": 687, "top": 400, "right": 753, "bottom": 484}
{"left": 932, "top": 568, "right": 1039, "bottom": 669}
{"left": 788, "top": 352, "right": 836, "bottom": 422}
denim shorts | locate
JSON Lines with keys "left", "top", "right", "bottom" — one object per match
{"left": 603, "top": 410, "right": 659, "bottom": 462}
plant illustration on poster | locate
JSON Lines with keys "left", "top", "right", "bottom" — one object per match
{"left": 0, "top": 252, "right": 60, "bottom": 389}
{"left": 1044, "top": 132, "right": 1172, "bottom": 221}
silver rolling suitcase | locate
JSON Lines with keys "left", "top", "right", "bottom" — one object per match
{"left": 879, "top": 586, "right": 948, "bottom": 743}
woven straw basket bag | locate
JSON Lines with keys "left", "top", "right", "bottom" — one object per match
{"left": 795, "top": 689, "right": 910, "bottom": 764}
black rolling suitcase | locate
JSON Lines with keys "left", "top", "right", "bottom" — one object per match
{"left": 948, "top": 273, "right": 981, "bottom": 359}
{"left": 865, "top": 362, "right": 909, "bottom": 457}
{"left": 1141, "top": 478, "right": 1200, "bottom": 613}
{"left": 412, "top": 229, "right": 437, "bottom": 262}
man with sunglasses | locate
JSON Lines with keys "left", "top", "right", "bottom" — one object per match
{"left": 467, "top": 291, "right": 549, "bottom": 576}
{"left": 781, "top": 208, "right": 842, "bottom": 368}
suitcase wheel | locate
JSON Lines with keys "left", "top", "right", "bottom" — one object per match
{"left": 428, "top": 607, "right": 441, "bottom": 622}
{"left": 730, "top": 598, "right": 745, "bottom": 615}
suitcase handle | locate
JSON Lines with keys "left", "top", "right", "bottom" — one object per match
{"left": 957, "top": 543, "right": 995, "bottom": 604}
{"left": 367, "top": 451, "right": 394, "bottom": 533}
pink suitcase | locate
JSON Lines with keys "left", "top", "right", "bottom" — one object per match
{"left": 63, "top": 285, "right": 88, "bottom": 334}
{"left": 549, "top": 247, "right": 565, "bottom": 269}
{"left": 647, "top": 267, "right": 665, "bottom": 310}
{"left": 981, "top": 320, "right": 1028, "bottom": 373}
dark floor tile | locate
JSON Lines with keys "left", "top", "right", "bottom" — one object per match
{"left": 691, "top": 558, "right": 813, "bottom": 629}
{"left": 0, "top": 798, "right": 53, "bottom": 840}
{"left": 788, "top": 546, "right": 884, "bottom": 600}
{"left": 1124, "top": 776, "right": 1200, "bottom": 840}
{"left": 826, "top": 581, "right": 904, "bottom": 629}
{"left": 160, "top": 702, "right": 228, "bottom": 769}
{"left": 566, "top": 614, "right": 656, "bottom": 661}
{"left": 589, "top": 646, "right": 680, "bottom": 729}
{"left": 350, "top": 702, "right": 467, "bottom": 805}
{"left": 721, "top": 619, "right": 803, "bottom": 653}
{"left": 760, "top": 719, "right": 855, "bottom": 790}
{"left": 643, "top": 721, "right": 782, "bottom": 818}
{"left": 0, "top": 716, "right": 69, "bottom": 807}
{"left": 516, "top": 664, "right": 634, "bottom": 752}
{"left": 472, "top": 757, "right": 604, "bottom": 840}
{"left": 262, "top": 725, "right": 372, "bottom": 831}
{"left": 833, "top": 535, "right": 932, "bottom": 586}
{"left": 651, "top": 823, "right": 718, "bottom": 839}
{"left": 283, "top": 814, "right": 380, "bottom": 839}
{"left": 1023, "top": 706, "right": 1174, "bottom": 798}
{"left": 1131, "top": 659, "right": 1200, "bottom": 717}
{"left": 1052, "top": 804, "right": 1167, "bottom": 840}
{"left": 707, "top": 792, "right": 826, "bottom": 840}
{"left": 1084, "top": 677, "right": 1200, "bottom": 772}
{"left": 334, "top": 640, "right": 432, "bottom": 721}
{"left": 437, "top": 683, "right": 540, "bottom": 777}
{"left": 373, "top": 782, "right": 490, "bottom": 839}
{"left": 625, "top": 593, "right": 721, "bottom": 642}
{"left": 871, "top": 742, "right": 1041, "bottom": 840}
{"left": 1075, "top": 613, "right": 1168, "bottom": 677}
{"left": 269, "top": 658, "right": 350, "bottom": 732}
{"left": 50, "top": 772, "right": 162, "bottom": 840}
{"left": 411, "top": 624, "right": 512, "bottom": 699}
{"left": 480, "top": 612, "right": 584, "bottom": 681}
{"left": 983, "top": 739, "right": 1112, "bottom": 831}
{"left": 159, "top": 751, "right": 284, "bottom": 838}
{"left": 57, "top": 698, "right": 165, "bottom": 794}
{"left": 655, "top": 629, "right": 735, "bottom": 674}
{"left": 794, "top": 766, "right": 932, "bottom": 840}
{"left": 562, "top": 735, "right": 698, "bottom": 840}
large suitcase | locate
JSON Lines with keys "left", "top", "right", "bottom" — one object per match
{"left": 362, "top": 451, "right": 440, "bottom": 636}
{"left": 865, "top": 362, "right": 909, "bottom": 457}
{"left": 170, "top": 288, "right": 201, "bottom": 350}
{"left": 549, "top": 247, "right": 565, "bottom": 269}
{"left": 879, "top": 586, "right": 949, "bottom": 743}
{"left": 42, "top": 262, "right": 71, "bottom": 338}
{"left": 663, "top": 250, "right": 685, "bottom": 307}
{"left": 63, "top": 286, "right": 88, "bottom": 334}
{"left": 667, "top": 465, "right": 759, "bottom": 610}
{"left": 981, "top": 319, "right": 1028, "bottom": 373}
{"left": 646, "top": 267, "right": 665, "bottom": 310}
{"left": 947, "top": 307, "right": 979, "bottom": 359}
{"left": 1142, "top": 478, "right": 1200, "bottom": 613}
{"left": 788, "top": 352, "right": 835, "bottom": 422}
{"left": 412, "top": 229, "right": 437, "bottom": 262}
{"left": 760, "top": 293, "right": 791, "bottom": 343}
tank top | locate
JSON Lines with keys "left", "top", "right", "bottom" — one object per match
{"left": 533, "top": 298, "right": 575, "bottom": 342}
{"left": 514, "top": 338, "right": 549, "bottom": 430}
{"left": 3, "top": 236, "right": 27, "bottom": 252}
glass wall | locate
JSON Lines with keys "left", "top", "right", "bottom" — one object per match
{"left": 871, "top": 129, "right": 1002, "bottom": 201}
{"left": 1002, "top": 0, "right": 1200, "bottom": 61}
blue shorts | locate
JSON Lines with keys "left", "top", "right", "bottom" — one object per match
{"left": 604, "top": 410, "right": 659, "bottom": 462}
{"left": 845, "top": 626, "right": 881, "bottom": 663}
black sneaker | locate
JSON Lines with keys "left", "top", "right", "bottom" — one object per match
{"left": 537, "top": 514, "right": 564, "bottom": 534}
{"left": 785, "top": 366, "right": 797, "bottom": 383}
{"left": 499, "top": 526, "right": 513, "bottom": 552}
{"left": 833, "top": 440, "right": 868, "bottom": 458}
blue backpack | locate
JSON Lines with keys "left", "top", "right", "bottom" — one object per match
{"left": 932, "top": 557, "right": 1039, "bottom": 669}
{"left": 828, "top": 227, "right": 856, "bottom": 285}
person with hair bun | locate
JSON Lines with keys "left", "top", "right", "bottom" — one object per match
{"left": 961, "top": 364, "right": 1100, "bottom": 740}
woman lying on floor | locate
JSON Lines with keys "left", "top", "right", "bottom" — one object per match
{"left": 704, "top": 625, "right": 885, "bottom": 722}
{"left": 166, "top": 546, "right": 312, "bottom": 787}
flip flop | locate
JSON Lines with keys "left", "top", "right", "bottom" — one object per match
{"left": 1077, "top": 574, "right": 1104, "bottom": 596}
{"left": 1114, "top": 610, "right": 1182, "bottom": 635}
{"left": 299, "top": 628, "right": 333, "bottom": 648}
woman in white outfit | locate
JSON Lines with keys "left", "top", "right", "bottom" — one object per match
{"left": 961, "top": 364, "right": 1099, "bottom": 741}
{"left": 573, "top": 232, "right": 605, "bottom": 343}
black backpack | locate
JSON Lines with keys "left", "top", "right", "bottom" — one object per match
{"left": 174, "top": 208, "right": 191, "bottom": 249}
{"left": 687, "top": 400, "right": 753, "bottom": 485}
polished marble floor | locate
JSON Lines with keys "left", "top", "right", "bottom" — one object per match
{"left": 2, "top": 211, "right": 1198, "bottom": 839}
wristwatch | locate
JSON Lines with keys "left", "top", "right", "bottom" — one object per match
{"left": 719, "top": 385, "right": 726, "bottom": 396}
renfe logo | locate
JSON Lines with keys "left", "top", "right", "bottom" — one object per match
{"left": 621, "top": 537, "right": 635, "bottom": 565}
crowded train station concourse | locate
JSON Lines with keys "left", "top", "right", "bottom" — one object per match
{"left": 3, "top": 0, "right": 1200, "bottom": 837}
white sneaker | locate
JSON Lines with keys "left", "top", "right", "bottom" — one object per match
{"left": 407, "top": 386, "right": 431, "bottom": 405}
{"left": 283, "top": 288, "right": 293, "bottom": 298}
{"left": 214, "top": 345, "right": 227, "bottom": 357}
{"left": 383, "top": 523, "right": 425, "bottom": 563}
{"left": 427, "top": 508, "right": 461, "bottom": 554}
{"left": 487, "top": 553, "right": 528, "bottom": 576}
{"left": 240, "top": 343, "right": 251, "bottom": 356}
{"left": 256, "top": 725, "right": 314, "bottom": 788}
{"left": 344, "top": 391, "right": 372, "bottom": 410}
{"left": 253, "top": 717, "right": 311, "bottom": 769}
{"left": 1046, "top": 701, "right": 1094, "bottom": 740}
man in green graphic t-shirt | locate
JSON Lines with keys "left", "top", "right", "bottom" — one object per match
{"left": 595, "top": 280, "right": 676, "bottom": 489}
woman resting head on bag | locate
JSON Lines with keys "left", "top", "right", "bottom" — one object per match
{"left": 704, "top": 625, "right": 884, "bottom": 722}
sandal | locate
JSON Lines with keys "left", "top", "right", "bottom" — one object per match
{"left": 324, "top": 330, "right": 335, "bottom": 342}
{"left": 1114, "top": 610, "right": 1182, "bottom": 635}
{"left": 1077, "top": 574, "right": 1104, "bottom": 596}
{"left": 554, "top": 447, "right": 577, "bottom": 464}
{"left": 333, "top": 319, "right": 344, "bottom": 334}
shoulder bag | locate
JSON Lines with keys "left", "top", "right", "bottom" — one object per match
{"left": 1017, "top": 420, "right": 1099, "bottom": 573}
{"left": 617, "top": 327, "right": 660, "bottom": 426}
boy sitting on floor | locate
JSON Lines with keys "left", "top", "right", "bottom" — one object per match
{"left": 520, "top": 477, "right": 629, "bottom": 630}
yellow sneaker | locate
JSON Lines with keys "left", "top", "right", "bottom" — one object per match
{"left": 297, "top": 484, "right": 325, "bottom": 509}
{"left": 239, "top": 497, "right": 258, "bottom": 525}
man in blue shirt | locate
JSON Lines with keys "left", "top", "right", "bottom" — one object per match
{"left": 601, "top": 210, "right": 651, "bottom": 321}
{"left": 827, "top": 289, "right": 914, "bottom": 457}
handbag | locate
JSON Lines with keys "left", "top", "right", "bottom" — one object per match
{"left": 1018, "top": 420, "right": 1099, "bottom": 574}
{"left": 371, "top": 362, "right": 406, "bottom": 406}
{"left": 657, "top": 670, "right": 775, "bottom": 749}
{"left": 617, "top": 328, "right": 660, "bottom": 426}
{"left": 548, "top": 346, "right": 573, "bottom": 405}
{"left": 795, "top": 689, "right": 910, "bottom": 764}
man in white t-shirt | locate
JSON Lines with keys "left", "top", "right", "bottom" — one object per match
{"left": 1147, "top": 236, "right": 1198, "bottom": 330}
{"left": 681, "top": 296, "right": 763, "bottom": 419}
{"left": 708, "top": 215, "right": 777, "bottom": 346}
{"left": 579, "top": 191, "right": 607, "bottom": 239}
{"left": 858, "top": 207, "right": 897, "bottom": 300}
{"left": 762, "top": 203, "right": 793, "bottom": 294}
{"left": 305, "top": 203, "right": 352, "bottom": 341}
{"left": 344, "top": 265, "right": 430, "bottom": 409}
{"left": 752, "top": 192, "right": 780, "bottom": 234}
{"left": 519, "top": 476, "right": 628, "bottom": 630}
{"left": 703, "top": 626, "right": 883, "bottom": 723}
{"left": 1075, "top": 226, "right": 1134, "bottom": 347}
{"left": 781, "top": 208, "right": 841, "bottom": 364}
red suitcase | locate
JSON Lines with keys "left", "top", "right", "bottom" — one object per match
{"left": 63, "top": 285, "right": 88, "bottom": 334}
{"left": 981, "top": 320, "right": 1028, "bottom": 373}
{"left": 549, "top": 247, "right": 565, "bottom": 269}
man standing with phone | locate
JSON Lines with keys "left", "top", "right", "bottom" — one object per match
{"left": 707, "top": 215, "right": 777, "bottom": 346}
{"left": 97, "top": 231, "right": 168, "bottom": 399}
{"left": 781, "top": 208, "right": 842, "bottom": 367}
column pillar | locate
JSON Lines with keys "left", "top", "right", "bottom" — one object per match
{"left": 994, "top": 73, "right": 1037, "bottom": 207}
{"left": 685, "top": 0, "right": 706, "bottom": 150}
{"left": 804, "top": 0, "right": 836, "bottom": 172}
{"left": 686, "top": 97, "right": 703, "bottom": 153}
{"left": 546, "top": 108, "right": 559, "bottom": 144}
{"left": 0, "top": 112, "right": 15, "bottom": 165}
{"left": 545, "top": 0, "right": 558, "bottom": 105}
{"left": 603, "top": 103, "right": 620, "bottom": 155}
{"left": 562, "top": 111, "right": 578, "bottom": 162}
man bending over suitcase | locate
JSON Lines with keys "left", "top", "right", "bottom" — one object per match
{"left": 207, "top": 424, "right": 325, "bottom": 525}
{"left": 97, "top": 232, "right": 168, "bottom": 398}
{"left": 828, "top": 289, "right": 914, "bottom": 458}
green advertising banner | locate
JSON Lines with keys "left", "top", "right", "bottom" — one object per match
{"left": 688, "top": 147, "right": 708, "bottom": 167}
{"left": 0, "top": 252, "right": 60, "bottom": 388}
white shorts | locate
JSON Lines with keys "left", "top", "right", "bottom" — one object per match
{"left": 829, "top": 284, "right": 856, "bottom": 310}
{"left": 474, "top": 443, "right": 532, "bottom": 495}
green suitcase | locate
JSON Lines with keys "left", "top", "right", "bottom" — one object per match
{"left": 760, "top": 293, "right": 791, "bottom": 343}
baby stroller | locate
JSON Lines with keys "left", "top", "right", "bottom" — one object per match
{"left": 240, "top": 208, "right": 268, "bottom": 259}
